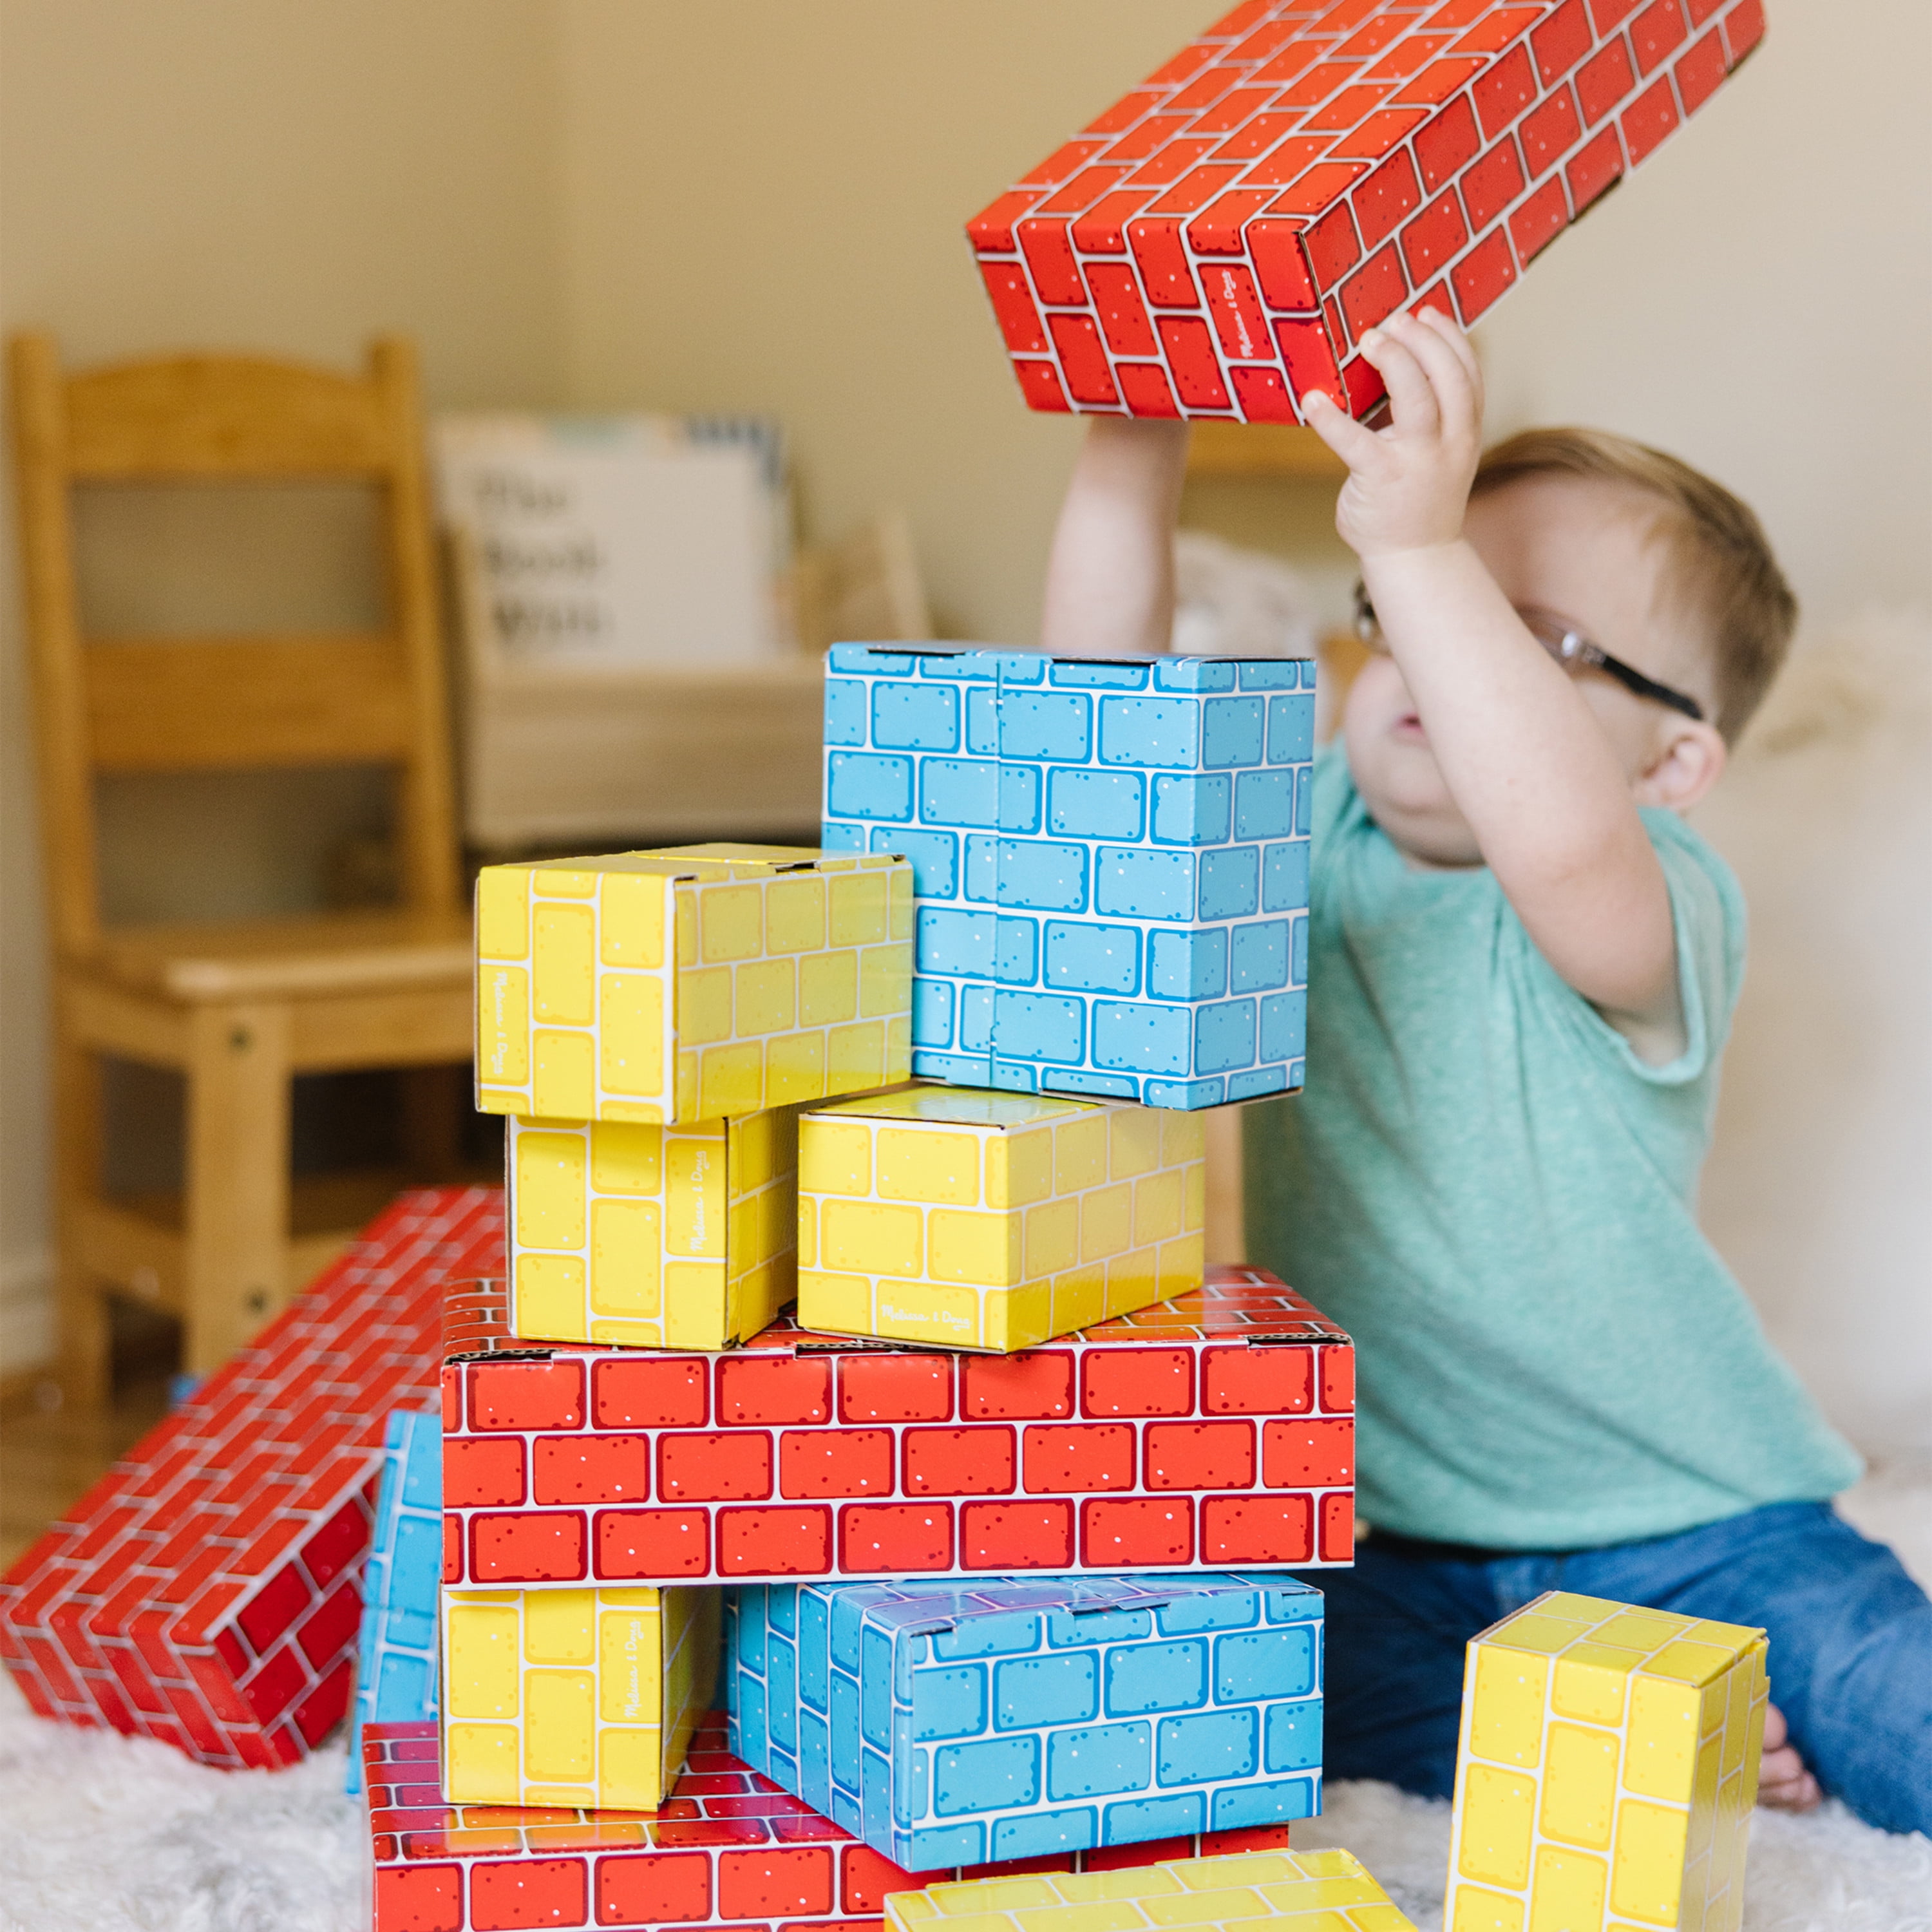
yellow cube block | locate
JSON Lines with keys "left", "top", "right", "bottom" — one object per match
{"left": 797, "top": 1086, "right": 1205, "bottom": 1352}
{"left": 441, "top": 1582, "right": 719, "bottom": 1810}
{"left": 477, "top": 844, "right": 913, "bottom": 1124}
{"left": 508, "top": 1106, "right": 801, "bottom": 1350}
{"left": 1444, "top": 1592, "right": 1768, "bottom": 1932}
{"left": 884, "top": 1848, "right": 1417, "bottom": 1932}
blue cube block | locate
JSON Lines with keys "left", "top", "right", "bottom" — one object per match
{"left": 725, "top": 1572, "right": 1322, "bottom": 1872}
{"left": 824, "top": 646, "right": 1314, "bottom": 1106}
{"left": 344, "top": 1408, "right": 441, "bottom": 1795}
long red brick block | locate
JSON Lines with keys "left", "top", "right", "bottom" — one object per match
{"left": 366, "top": 1715, "right": 1293, "bottom": 1932}
{"left": 969, "top": 0, "right": 1766, "bottom": 421}
{"left": 1, "top": 1188, "right": 504, "bottom": 1768}
{"left": 441, "top": 1265, "right": 1354, "bottom": 1590}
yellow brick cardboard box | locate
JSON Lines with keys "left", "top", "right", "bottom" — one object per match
{"left": 886, "top": 1846, "right": 1417, "bottom": 1932}
{"left": 1443, "top": 1591, "right": 1768, "bottom": 1932}
{"left": 441, "top": 1583, "right": 719, "bottom": 1810}
{"left": 476, "top": 844, "right": 913, "bottom": 1124}
{"left": 797, "top": 1086, "right": 1205, "bottom": 1352}
{"left": 508, "top": 1108, "right": 799, "bottom": 1350}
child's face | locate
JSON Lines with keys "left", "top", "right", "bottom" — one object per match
{"left": 1341, "top": 473, "right": 1720, "bottom": 867}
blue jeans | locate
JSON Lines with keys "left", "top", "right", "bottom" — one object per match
{"left": 1300, "top": 1500, "right": 1931, "bottom": 1836}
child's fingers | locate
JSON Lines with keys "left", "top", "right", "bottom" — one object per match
{"left": 1359, "top": 326, "right": 1440, "bottom": 439}
{"left": 1416, "top": 304, "right": 1481, "bottom": 381}
{"left": 1300, "top": 388, "right": 1383, "bottom": 469}
{"left": 1388, "top": 313, "right": 1479, "bottom": 447}
{"left": 1416, "top": 307, "right": 1486, "bottom": 419}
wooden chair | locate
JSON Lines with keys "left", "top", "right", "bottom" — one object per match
{"left": 10, "top": 333, "right": 474, "bottom": 1404}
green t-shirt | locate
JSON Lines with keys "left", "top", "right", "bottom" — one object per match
{"left": 1244, "top": 746, "right": 1861, "bottom": 1550}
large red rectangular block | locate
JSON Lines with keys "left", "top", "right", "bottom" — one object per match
{"left": 969, "top": 0, "right": 1765, "bottom": 420}
{"left": 441, "top": 1265, "right": 1354, "bottom": 1589}
{"left": 1, "top": 1188, "right": 504, "bottom": 1768}
{"left": 365, "top": 1717, "right": 1293, "bottom": 1932}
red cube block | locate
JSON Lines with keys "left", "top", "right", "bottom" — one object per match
{"left": 967, "top": 0, "right": 1766, "bottom": 420}
{"left": 442, "top": 1266, "right": 1355, "bottom": 1589}
{"left": 364, "top": 1717, "right": 1291, "bottom": 1931}
{"left": 2, "top": 1188, "right": 503, "bottom": 1768}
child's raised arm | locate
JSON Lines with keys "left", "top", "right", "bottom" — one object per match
{"left": 1303, "top": 311, "right": 1690, "bottom": 1054}
{"left": 1040, "top": 417, "right": 1190, "bottom": 658}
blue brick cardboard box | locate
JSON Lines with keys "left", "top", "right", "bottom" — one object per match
{"left": 724, "top": 1573, "right": 1324, "bottom": 1871}
{"left": 822, "top": 648, "right": 1314, "bottom": 1110}
{"left": 345, "top": 1407, "right": 442, "bottom": 1795}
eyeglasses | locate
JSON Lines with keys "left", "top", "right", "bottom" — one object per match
{"left": 1351, "top": 582, "right": 1706, "bottom": 723}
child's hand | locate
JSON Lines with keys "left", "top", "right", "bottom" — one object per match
{"left": 1303, "top": 308, "right": 1484, "bottom": 561}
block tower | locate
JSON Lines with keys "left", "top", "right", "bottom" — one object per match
{"left": 366, "top": 1, "right": 1776, "bottom": 1920}
{"left": 365, "top": 806, "right": 1365, "bottom": 1926}
{"left": 3, "top": 12, "right": 1772, "bottom": 1921}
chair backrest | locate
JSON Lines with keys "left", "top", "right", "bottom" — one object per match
{"left": 9, "top": 333, "right": 460, "bottom": 956}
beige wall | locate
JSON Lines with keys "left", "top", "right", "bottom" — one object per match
{"left": 3, "top": 1, "right": 1927, "bottom": 1447}
{"left": 0, "top": 0, "right": 565, "bottom": 1366}
{"left": 554, "top": 0, "right": 1216, "bottom": 644}
{"left": 1477, "top": 1, "right": 1932, "bottom": 623}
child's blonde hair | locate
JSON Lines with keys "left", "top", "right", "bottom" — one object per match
{"left": 1472, "top": 428, "right": 1797, "bottom": 743}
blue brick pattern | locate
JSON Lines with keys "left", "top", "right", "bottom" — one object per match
{"left": 345, "top": 1408, "right": 441, "bottom": 1795}
{"left": 824, "top": 648, "right": 1313, "bottom": 1107}
{"left": 726, "top": 1572, "right": 1322, "bottom": 1871}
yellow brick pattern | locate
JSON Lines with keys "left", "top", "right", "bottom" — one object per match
{"left": 797, "top": 1086, "right": 1205, "bottom": 1352}
{"left": 508, "top": 1107, "right": 799, "bottom": 1350}
{"left": 886, "top": 1846, "right": 1417, "bottom": 1932}
{"left": 442, "top": 1584, "right": 719, "bottom": 1810}
{"left": 1443, "top": 1592, "right": 1768, "bottom": 1932}
{"left": 476, "top": 845, "right": 913, "bottom": 1124}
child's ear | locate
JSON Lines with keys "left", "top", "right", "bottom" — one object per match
{"left": 1631, "top": 716, "right": 1727, "bottom": 812}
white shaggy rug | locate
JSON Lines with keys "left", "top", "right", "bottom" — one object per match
{"left": 3, "top": 1465, "right": 1927, "bottom": 1932}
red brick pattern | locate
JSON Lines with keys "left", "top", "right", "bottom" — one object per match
{"left": 967, "top": 0, "right": 1763, "bottom": 420}
{"left": 366, "top": 1717, "right": 1292, "bottom": 1932}
{"left": 1, "top": 1189, "right": 504, "bottom": 1768}
{"left": 442, "top": 1267, "right": 1355, "bottom": 1589}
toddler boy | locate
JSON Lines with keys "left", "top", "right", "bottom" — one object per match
{"left": 1039, "top": 307, "right": 1929, "bottom": 1834}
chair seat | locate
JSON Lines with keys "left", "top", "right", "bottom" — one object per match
{"left": 73, "top": 908, "right": 473, "bottom": 1003}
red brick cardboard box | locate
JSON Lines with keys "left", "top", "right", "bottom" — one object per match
{"left": 1, "top": 1188, "right": 504, "bottom": 1768}
{"left": 365, "top": 1715, "right": 1292, "bottom": 1932}
{"left": 969, "top": 0, "right": 1766, "bottom": 422}
{"left": 441, "top": 1265, "right": 1354, "bottom": 1591}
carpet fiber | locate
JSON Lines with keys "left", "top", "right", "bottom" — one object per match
{"left": 3, "top": 1464, "right": 1926, "bottom": 1931}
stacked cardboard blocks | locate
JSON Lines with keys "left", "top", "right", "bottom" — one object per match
{"left": 371, "top": 675, "right": 1384, "bottom": 1930}
{"left": 0, "top": 12, "right": 1776, "bottom": 1916}
{"left": 393, "top": 632, "right": 1771, "bottom": 1929}
{"left": 967, "top": 0, "right": 1764, "bottom": 422}
{"left": 345, "top": 1406, "right": 443, "bottom": 1793}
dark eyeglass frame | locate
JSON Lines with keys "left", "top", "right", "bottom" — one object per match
{"left": 1351, "top": 582, "right": 1706, "bottom": 723}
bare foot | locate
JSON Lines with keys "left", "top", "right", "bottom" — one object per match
{"left": 1757, "top": 1701, "right": 1822, "bottom": 1812}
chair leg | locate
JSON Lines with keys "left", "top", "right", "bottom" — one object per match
{"left": 52, "top": 1001, "right": 109, "bottom": 1410}
{"left": 182, "top": 1001, "right": 292, "bottom": 1378}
